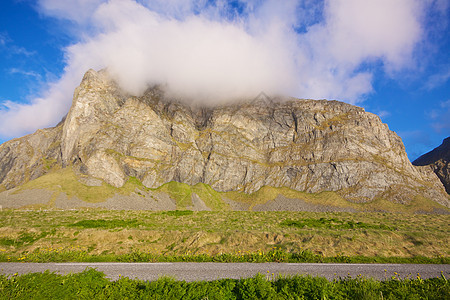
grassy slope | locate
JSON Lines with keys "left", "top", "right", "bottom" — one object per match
{"left": 0, "top": 210, "right": 448, "bottom": 262}
{"left": 10, "top": 167, "right": 449, "bottom": 213}
{"left": 16, "top": 167, "right": 148, "bottom": 204}
{"left": 157, "top": 181, "right": 229, "bottom": 210}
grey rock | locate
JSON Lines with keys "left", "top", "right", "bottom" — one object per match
{"left": 253, "top": 195, "right": 357, "bottom": 212}
{"left": 0, "top": 125, "right": 62, "bottom": 190}
{"left": 0, "top": 188, "right": 53, "bottom": 208}
{"left": 190, "top": 193, "right": 212, "bottom": 211}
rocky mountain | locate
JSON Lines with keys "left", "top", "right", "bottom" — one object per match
{"left": 0, "top": 69, "right": 448, "bottom": 212}
{"left": 413, "top": 137, "right": 450, "bottom": 194}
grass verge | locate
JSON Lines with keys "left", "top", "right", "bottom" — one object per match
{"left": 0, "top": 268, "right": 448, "bottom": 299}
{"left": 0, "top": 248, "right": 448, "bottom": 264}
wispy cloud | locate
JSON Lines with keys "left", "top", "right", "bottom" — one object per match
{"left": 424, "top": 68, "right": 450, "bottom": 90}
{"left": 37, "top": 0, "right": 105, "bottom": 24}
{"left": 9, "top": 68, "right": 42, "bottom": 80}
{"left": 429, "top": 99, "right": 450, "bottom": 133}
{"left": 0, "top": 32, "right": 36, "bottom": 57}
{"left": 0, "top": 0, "right": 439, "bottom": 140}
{"left": 10, "top": 46, "right": 36, "bottom": 57}
{"left": 376, "top": 110, "right": 391, "bottom": 119}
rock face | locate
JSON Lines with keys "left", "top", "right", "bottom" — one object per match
{"left": 0, "top": 125, "right": 62, "bottom": 190}
{"left": 413, "top": 137, "right": 450, "bottom": 194}
{"left": 0, "top": 69, "right": 449, "bottom": 208}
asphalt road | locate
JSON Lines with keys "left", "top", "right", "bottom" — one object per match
{"left": 1, "top": 263, "right": 448, "bottom": 282}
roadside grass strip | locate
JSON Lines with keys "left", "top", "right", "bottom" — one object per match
{"left": 0, "top": 268, "right": 448, "bottom": 299}
{"left": 0, "top": 248, "right": 448, "bottom": 264}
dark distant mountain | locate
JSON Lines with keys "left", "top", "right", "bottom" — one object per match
{"left": 413, "top": 137, "right": 450, "bottom": 194}
{"left": 0, "top": 69, "right": 448, "bottom": 211}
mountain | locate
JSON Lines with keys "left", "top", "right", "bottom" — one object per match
{"left": 0, "top": 69, "right": 448, "bottom": 212}
{"left": 413, "top": 137, "right": 450, "bottom": 194}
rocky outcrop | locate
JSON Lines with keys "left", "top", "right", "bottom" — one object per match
{"left": 413, "top": 137, "right": 450, "bottom": 194}
{"left": 0, "top": 125, "right": 62, "bottom": 190}
{"left": 0, "top": 69, "right": 449, "bottom": 209}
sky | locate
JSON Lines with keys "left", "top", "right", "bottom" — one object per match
{"left": 0, "top": 0, "right": 449, "bottom": 161}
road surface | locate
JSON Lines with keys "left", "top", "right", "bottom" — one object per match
{"left": 0, "top": 263, "right": 448, "bottom": 282}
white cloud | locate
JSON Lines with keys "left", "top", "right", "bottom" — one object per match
{"left": 430, "top": 99, "right": 450, "bottom": 133}
{"left": 9, "top": 68, "right": 42, "bottom": 80}
{"left": 424, "top": 68, "right": 450, "bottom": 90}
{"left": 0, "top": 70, "right": 82, "bottom": 137}
{"left": 0, "top": 0, "right": 432, "bottom": 140}
{"left": 324, "top": 0, "right": 422, "bottom": 70}
{"left": 139, "top": 0, "right": 207, "bottom": 19}
{"left": 0, "top": 32, "right": 36, "bottom": 57}
{"left": 441, "top": 99, "right": 450, "bottom": 108}
{"left": 37, "top": 0, "right": 106, "bottom": 23}
{"left": 376, "top": 110, "right": 391, "bottom": 119}
{"left": 0, "top": 34, "right": 6, "bottom": 46}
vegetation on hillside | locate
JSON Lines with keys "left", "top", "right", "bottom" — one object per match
{"left": 13, "top": 168, "right": 449, "bottom": 213}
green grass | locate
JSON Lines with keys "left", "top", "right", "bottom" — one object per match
{"left": 192, "top": 182, "right": 229, "bottom": 210}
{"left": 280, "top": 217, "right": 392, "bottom": 230}
{"left": 154, "top": 182, "right": 230, "bottom": 210}
{"left": 69, "top": 219, "right": 140, "bottom": 229}
{"left": 0, "top": 268, "right": 448, "bottom": 299}
{"left": 0, "top": 247, "right": 448, "bottom": 264}
{"left": 0, "top": 232, "right": 48, "bottom": 248}
{"left": 163, "top": 210, "right": 194, "bottom": 217}
{"left": 155, "top": 181, "right": 194, "bottom": 209}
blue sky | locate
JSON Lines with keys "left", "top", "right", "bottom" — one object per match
{"left": 0, "top": 0, "right": 449, "bottom": 161}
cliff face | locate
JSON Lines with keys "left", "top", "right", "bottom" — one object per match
{"left": 413, "top": 137, "right": 450, "bottom": 194}
{"left": 0, "top": 125, "right": 62, "bottom": 191}
{"left": 0, "top": 69, "right": 448, "bottom": 209}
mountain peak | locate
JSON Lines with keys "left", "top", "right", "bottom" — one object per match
{"left": 251, "top": 92, "right": 272, "bottom": 104}
{"left": 0, "top": 69, "right": 449, "bottom": 211}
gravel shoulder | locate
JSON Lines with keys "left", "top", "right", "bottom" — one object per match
{"left": 0, "top": 262, "right": 448, "bottom": 282}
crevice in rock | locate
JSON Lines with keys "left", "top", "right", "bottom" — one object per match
{"left": 292, "top": 111, "right": 298, "bottom": 142}
{"left": 72, "top": 155, "right": 83, "bottom": 165}
{"left": 242, "top": 165, "right": 248, "bottom": 186}
{"left": 201, "top": 148, "right": 213, "bottom": 183}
